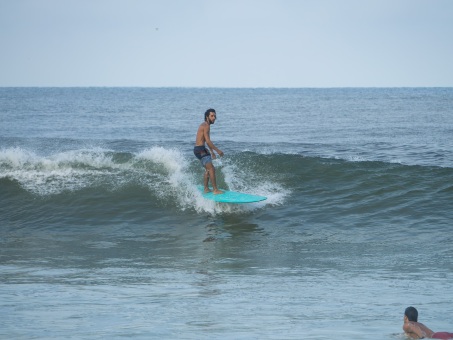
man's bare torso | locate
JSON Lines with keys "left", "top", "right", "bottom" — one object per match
{"left": 195, "top": 122, "right": 209, "bottom": 146}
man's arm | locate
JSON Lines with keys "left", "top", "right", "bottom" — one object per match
{"left": 203, "top": 124, "right": 223, "bottom": 157}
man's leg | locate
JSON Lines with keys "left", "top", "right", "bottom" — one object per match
{"left": 204, "top": 162, "right": 223, "bottom": 194}
{"left": 203, "top": 166, "right": 210, "bottom": 192}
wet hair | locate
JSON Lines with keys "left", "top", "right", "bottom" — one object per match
{"left": 204, "top": 108, "right": 216, "bottom": 122}
{"left": 405, "top": 307, "right": 418, "bottom": 322}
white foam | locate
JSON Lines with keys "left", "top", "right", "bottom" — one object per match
{"left": 135, "top": 146, "right": 287, "bottom": 214}
{"left": 135, "top": 147, "right": 226, "bottom": 214}
{"left": 0, "top": 147, "right": 123, "bottom": 195}
{"left": 0, "top": 147, "right": 38, "bottom": 168}
{"left": 1, "top": 146, "right": 288, "bottom": 214}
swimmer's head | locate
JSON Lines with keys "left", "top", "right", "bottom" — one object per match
{"left": 405, "top": 307, "right": 418, "bottom": 322}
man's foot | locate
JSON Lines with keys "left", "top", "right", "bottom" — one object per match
{"left": 204, "top": 187, "right": 212, "bottom": 193}
{"left": 213, "top": 189, "right": 224, "bottom": 195}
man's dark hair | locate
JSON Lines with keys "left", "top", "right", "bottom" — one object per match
{"left": 405, "top": 307, "right": 418, "bottom": 322}
{"left": 204, "top": 108, "right": 216, "bottom": 122}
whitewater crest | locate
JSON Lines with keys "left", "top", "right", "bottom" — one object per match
{"left": 0, "top": 146, "right": 284, "bottom": 214}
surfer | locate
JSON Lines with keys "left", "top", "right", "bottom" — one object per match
{"left": 403, "top": 307, "right": 453, "bottom": 339}
{"left": 194, "top": 108, "right": 224, "bottom": 194}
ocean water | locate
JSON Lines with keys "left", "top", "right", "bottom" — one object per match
{"left": 1, "top": 87, "right": 452, "bottom": 339}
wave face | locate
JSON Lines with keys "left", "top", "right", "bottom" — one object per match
{"left": 1, "top": 145, "right": 451, "bottom": 226}
{"left": 0, "top": 146, "right": 286, "bottom": 218}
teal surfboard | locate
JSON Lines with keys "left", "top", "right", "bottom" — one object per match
{"left": 198, "top": 186, "right": 267, "bottom": 204}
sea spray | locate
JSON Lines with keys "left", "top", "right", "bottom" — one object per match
{"left": 135, "top": 147, "right": 274, "bottom": 214}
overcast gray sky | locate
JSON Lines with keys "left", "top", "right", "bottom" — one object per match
{"left": 1, "top": 0, "right": 452, "bottom": 87}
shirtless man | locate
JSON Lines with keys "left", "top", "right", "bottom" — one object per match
{"left": 193, "top": 108, "right": 224, "bottom": 194}
{"left": 403, "top": 307, "right": 453, "bottom": 339}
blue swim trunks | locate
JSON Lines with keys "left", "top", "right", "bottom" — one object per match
{"left": 193, "top": 145, "right": 212, "bottom": 167}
